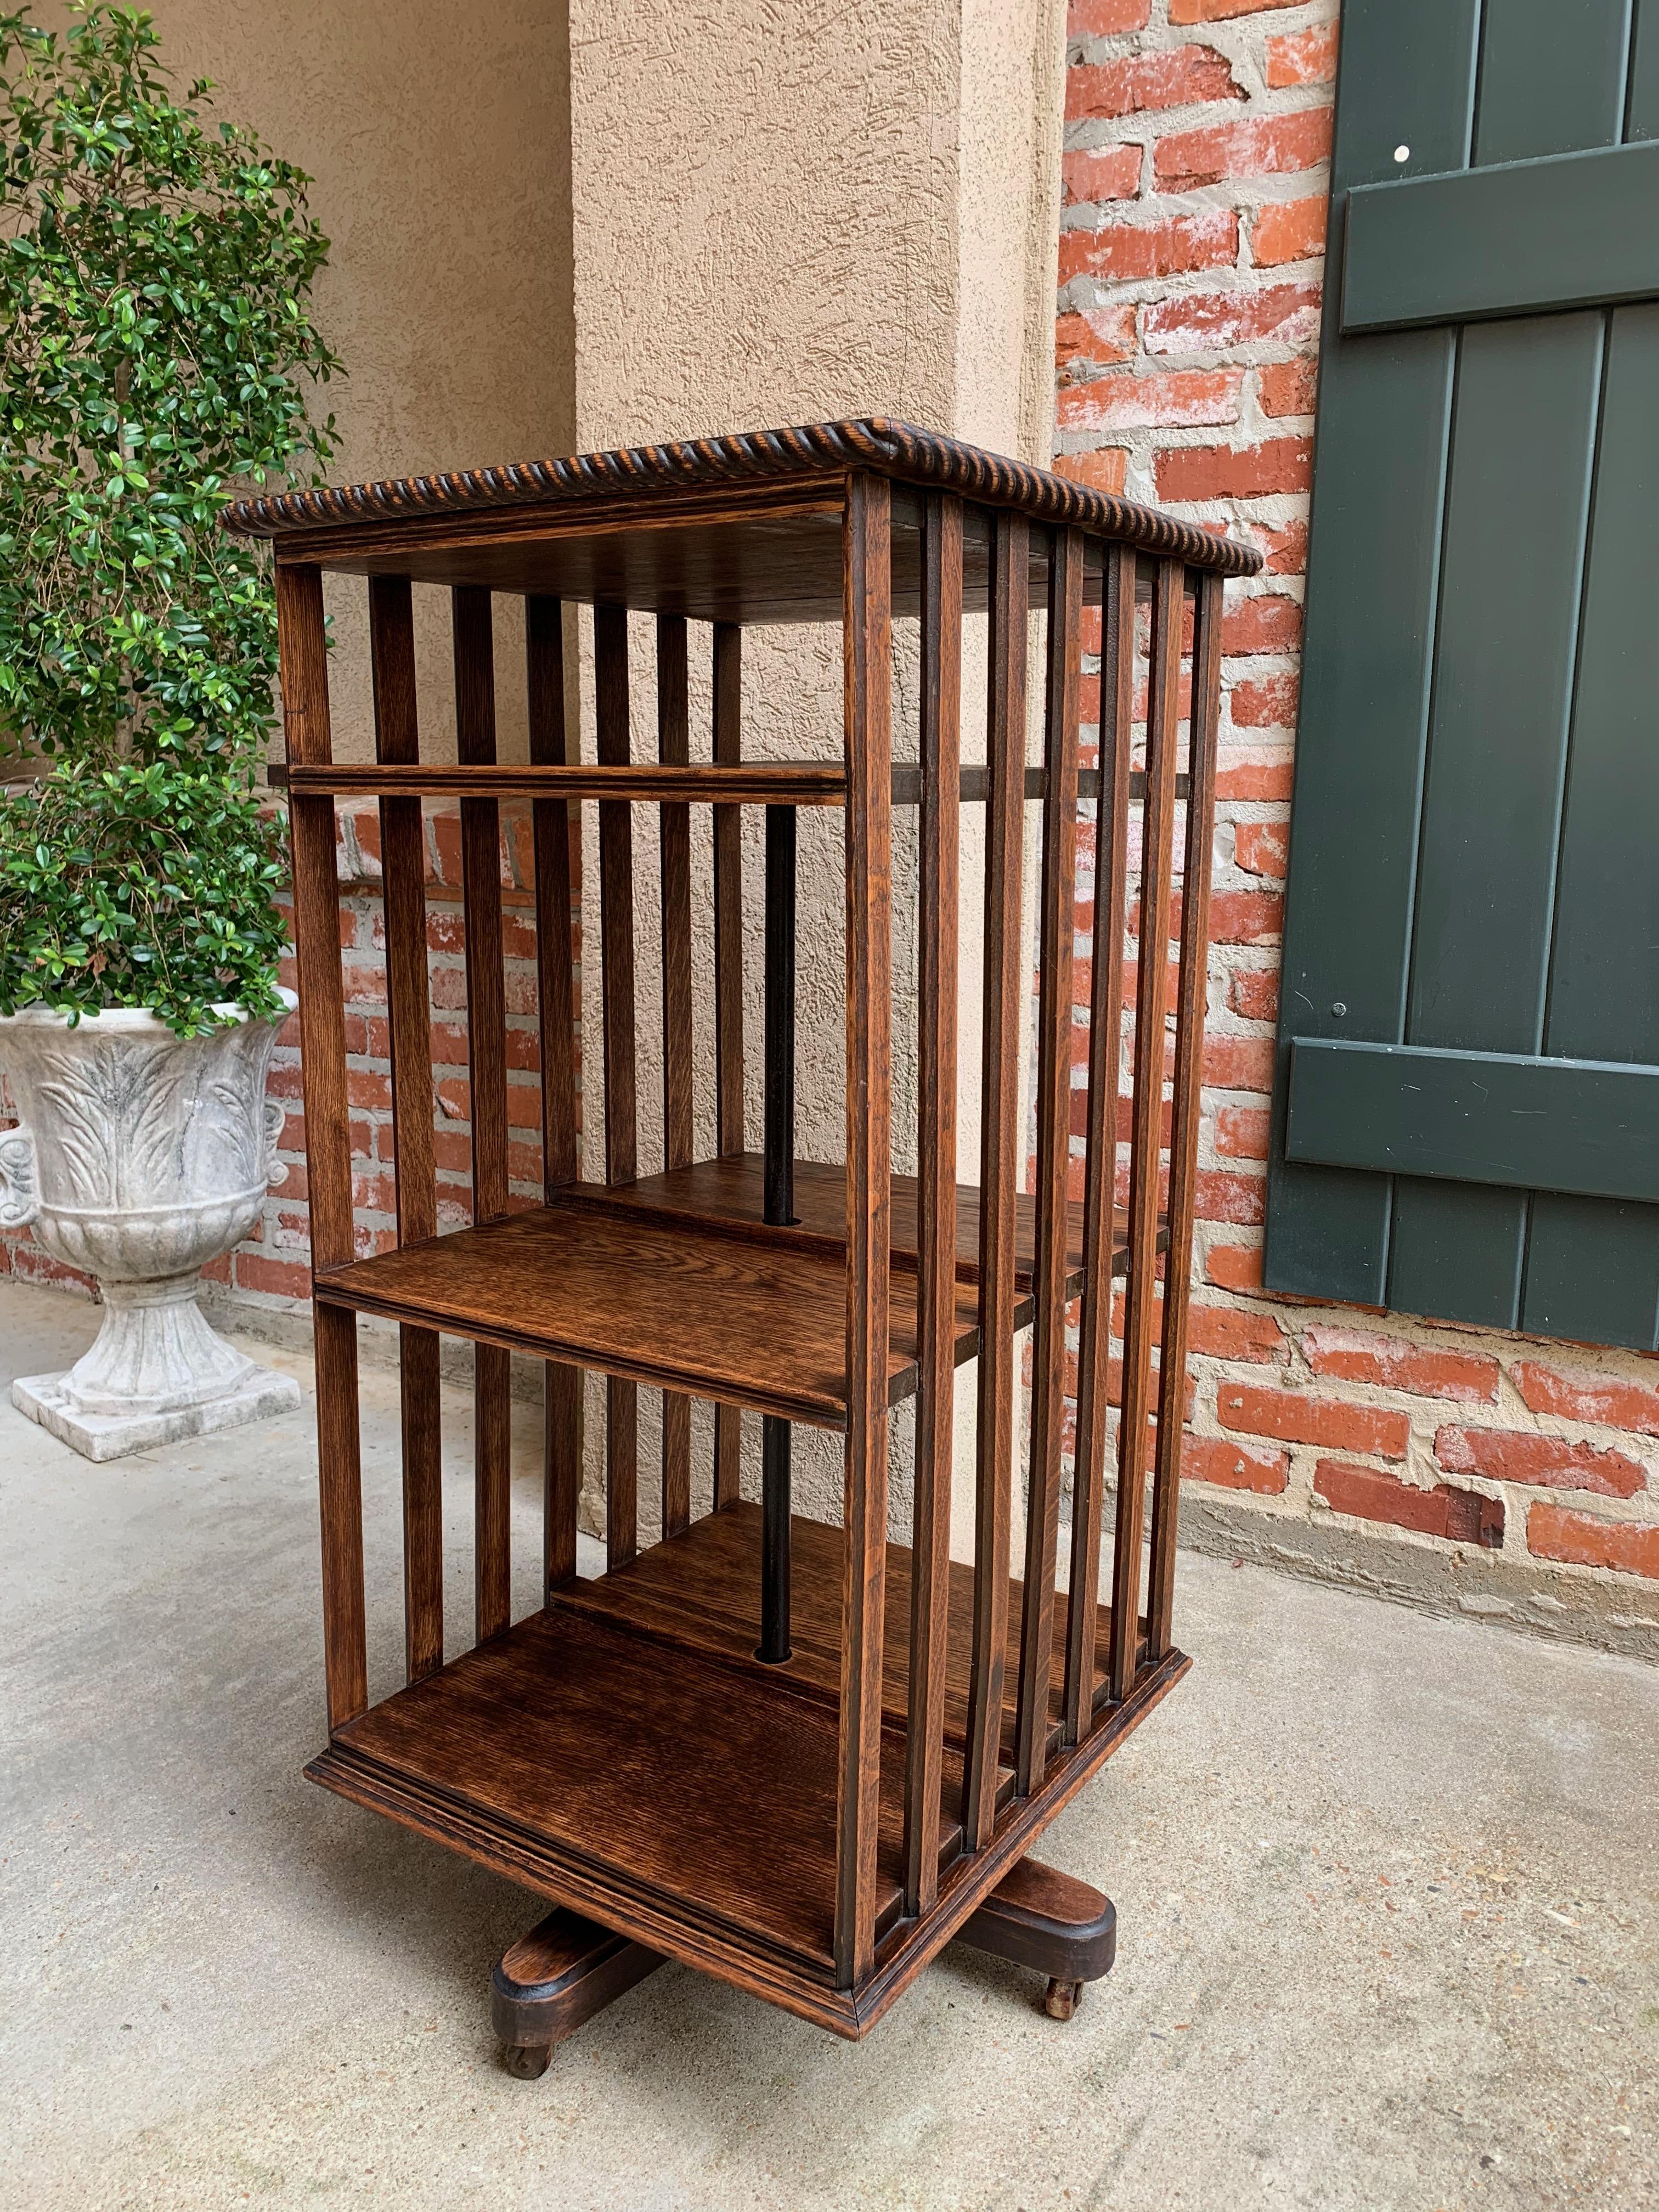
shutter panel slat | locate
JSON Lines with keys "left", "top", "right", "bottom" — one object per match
{"left": 1389, "top": 0, "right": 1626, "bottom": 1329}
{"left": 1473, "top": 0, "right": 1633, "bottom": 165}
{"left": 1387, "top": 310, "right": 1604, "bottom": 1329}
{"left": 1523, "top": 297, "right": 1659, "bottom": 1348}
{"left": 1627, "top": 2, "right": 1659, "bottom": 137}
{"left": 1265, "top": 0, "right": 1481, "bottom": 1307}
{"left": 1268, "top": 0, "right": 1659, "bottom": 1350}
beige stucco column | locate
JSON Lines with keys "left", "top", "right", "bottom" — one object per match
{"left": 122, "top": 0, "right": 577, "bottom": 761}
{"left": 566, "top": 0, "right": 1068, "bottom": 1538}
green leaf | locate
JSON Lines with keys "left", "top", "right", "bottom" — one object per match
{"left": 0, "top": 1, "right": 334, "bottom": 1032}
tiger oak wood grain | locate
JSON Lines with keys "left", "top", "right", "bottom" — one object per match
{"left": 313, "top": 1197, "right": 983, "bottom": 1427}
{"left": 962, "top": 510, "right": 1029, "bottom": 1853}
{"left": 657, "top": 611, "right": 695, "bottom": 1541}
{"left": 1148, "top": 568, "right": 1223, "bottom": 1660}
{"left": 712, "top": 619, "right": 745, "bottom": 1510}
{"left": 554, "top": 1501, "right": 1118, "bottom": 1758}
{"left": 1015, "top": 526, "right": 1084, "bottom": 1798}
{"left": 369, "top": 575, "right": 443, "bottom": 1682}
{"left": 904, "top": 489, "right": 963, "bottom": 1917}
{"left": 526, "top": 594, "right": 582, "bottom": 1595}
{"left": 595, "top": 602, "right": 640, "bottom": 1569}
{"left": 1109, "top": 558, "right": 1184, "bottom": 1705}
{"left": 306, "top": 1629, "right": 1189, "bottom": 2039}
{"left": 276, "top": 562, "right": 366, "bottom": 1731}
{"left": 836, "top": 472, "right": 894, "bottom": 1987}
{"left": 1064, "top": 542, "right": 1139, "bottom": 1746}
{"left": 454, "top": 585, "right": 512, "bottom": 1646}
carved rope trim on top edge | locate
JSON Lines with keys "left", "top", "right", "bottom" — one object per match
{"left": 219, "top": 417, "right": 1262, "bottom": 577}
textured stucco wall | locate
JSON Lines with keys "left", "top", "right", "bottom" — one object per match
{"left": 566, "top": 0, "right": 1068, "bottom": 1539}
{"left": 105, "top": 0, "right": 577, "bottom": 765}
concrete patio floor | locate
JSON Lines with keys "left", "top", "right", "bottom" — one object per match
{"left": 2, "top": 1276, "right": 1655, "bottom": 2212}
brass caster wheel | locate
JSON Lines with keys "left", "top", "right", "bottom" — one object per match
{"left": 502, "top": 2041, "right": 554, "bottom": 2080}
{"left": 1043, "top": 1977, "right": 1084, "bottom": 2023}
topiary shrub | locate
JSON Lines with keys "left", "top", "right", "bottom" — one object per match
{"left": 0, "top": 1, "right": 341, "bottom": 1034}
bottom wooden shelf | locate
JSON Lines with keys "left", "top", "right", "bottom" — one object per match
{"left": 555, "top": 1501, "right": 1125, "bottom": 1761}
{"left": 308, "top": 1504, "right": 1188, "bottom": 2037}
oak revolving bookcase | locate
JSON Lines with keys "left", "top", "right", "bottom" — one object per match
{"left": 229, "top": 417, "right": 1260, "bottom": 2069}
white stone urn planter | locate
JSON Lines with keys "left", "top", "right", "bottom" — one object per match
{"left": 0, "top": 991, "right": 302, "bottom": 1459}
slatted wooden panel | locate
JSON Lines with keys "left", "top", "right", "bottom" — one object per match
{"left": 712, "top": 622, "right": 744, "bottom": 1510}
{"left": 1270, "top": 0, "right": 1659, "bottom": 1352}
{"left": 833, "top": 472, "right": 893, "bottom": 1987}
{"left": 961, "top": 509, "right": 1030, "bottom": 1852}
{"left": 1063, "top": 541, "right": 1137, "bottom": 1744}
{"left": 276, "top": 562, "right": 366, "bottom": 1731}
{"left": 901, "top": 489, "right": 962, "bottom": 1917}
{"left": 1108, "top": 557, "right": 1183, "bottom": 1705}
{"left": 595, "top": 604, "right": 640, "bottom": 1568}
{"left": 1013, "top": 526, "right": 1083, "bottom": 1798}
{"left": 369, "top": 575, "right": 443, "bottom": 1682}
{"left": 1147, "top": 569, "right": 1220, "bottom": 1658}
{"left": 454, "top": 586, "right": 513, "bottom": 1646}
{"left": 527, "top": 595, "right": 582, "bottom": 1596}
{"left": 658, "top": 613, "right": 695, "bottom": 1539}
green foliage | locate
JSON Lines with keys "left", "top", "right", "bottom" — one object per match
{"left": 0, "top": 3, "right": 340, "bottom": 1030}
{"left": 0, "top": 755, "right": 289, "bottom": 1032}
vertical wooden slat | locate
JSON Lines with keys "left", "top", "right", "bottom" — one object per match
{"left": 527, "top": 595, "right": 581, "bottom": 1595}
{"left": 1108, "top": 556, "right": 1183, "bottom": 1703}
{"left": 278, "top": 562, "right": 365, "bottom": 1731}
{"left": 759, "top": 802, "right": 797, "bottom": 1661}
{"left": 1147, "top": 569, "right": 1220, "bottom": 1655}
{"left": 1063, "top": 543, "right": 1137, "bottom": 1743}
{"left": 454, "top": 585, "right": 512, "bottom": 1646}
{"left": 833, "top": 472, "right": 893, "bottom": 1988}
{"left": 370, "top": 576, "right": 442, "bottom": 1682}
{"left": 1013, "top": 526, "right": 1084, "bottom": 1797}
{"left": 658, "top": 613, "right": 694, "bottom": 1540}
{"left": 712, "top": 620, "right": 744, "bottom": 1510}
{"left": 595, "top": 603, "right": 639, "bottom": 1567}
{"left": 961, "top": 509, "right": 1030, "bottom": 1852}
{"left": 902, "top": 490, "right": 962, "bottom": 1917}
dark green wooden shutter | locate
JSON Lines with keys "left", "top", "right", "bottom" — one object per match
{"left": 1266, "top": 0, "right": 1659, "bottom": 1352}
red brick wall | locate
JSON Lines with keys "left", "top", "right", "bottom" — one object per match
{"left": 1053, "top": 0, "right": 1659, "bottom": 1616}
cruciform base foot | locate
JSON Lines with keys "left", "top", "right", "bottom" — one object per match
{"left": 955, "top": 1855, "right": 1116, "bottom": 2019}
{"left": 490, "top": 1908, "right": 663, "bottom": 2079}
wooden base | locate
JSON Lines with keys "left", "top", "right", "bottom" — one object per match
{"left": 492, "top": 1852, "right": 1114, "bottom": 2076}
{"left": 309, "top": 1501, "right": 1186, "bottom": 2039}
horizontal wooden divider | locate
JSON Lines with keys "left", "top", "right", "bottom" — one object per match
{"left": 281, "top": 761, "right": 847, "bottom": 804}
{"left": 891, "top": 764, "right": 1186, "bottom": 806}
{"left": 276, "top": 760, "right": 1185, "bottom": 808}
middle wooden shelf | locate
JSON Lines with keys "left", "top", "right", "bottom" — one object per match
{"left": 311, "top": 1154, "right": 1154, "bottom": 1427}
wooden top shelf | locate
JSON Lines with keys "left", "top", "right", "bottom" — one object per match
{"left": 311, "top": 1156, "right": 1143, "bottom": 1427}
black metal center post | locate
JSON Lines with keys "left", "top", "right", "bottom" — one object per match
{"left": 758, "top": 802, "right": 795, "bottom": 1664}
